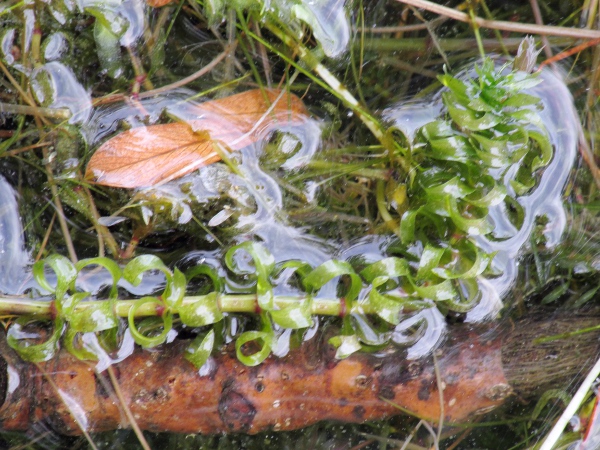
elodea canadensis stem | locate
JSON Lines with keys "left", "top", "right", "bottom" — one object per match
{"left": 0, "top": 310, "right": 597, "bottom": 435}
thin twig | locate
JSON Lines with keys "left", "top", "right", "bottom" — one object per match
{"left": 445, "top": 423, "right": 475, "bottom": 450}
{"left": 253, "top": 21, "right": 272, "bottom": 88}
{"left": 41, "top": 147, "right": 78, "bottom": 263}
{"left": 537, "top": 37, "right": 600, "bottom": 71}
{"left": 396, "top": 0, "right": 600, "bottom": 39}
{"left": 93, "top": 42, "right": 237, "bottom": 106}
{"left": 106, "top": 365, "right": 152, "bottom": 450}
{"left": 529, "top": 0, "right": 553, "bottom": 60}
{"left": 432, "top": 352, "right": 444, "bottom": 444}
{"left": 36, "top": 363, "right": 99, "bottom": 450}
{"left": 35, "top": 212, "right": 56, "bottom": 262}
{"left": 2, "top": 141, "right": 52, "bottom": 157}
{"left": 83, "top": 184, "right": 119, "bottom": 257}
{"left": 0, "top": 102, "right": 71, "bottom": 120}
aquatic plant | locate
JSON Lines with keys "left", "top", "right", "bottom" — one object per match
{"left": 1, "top": 55, "right": 564, "bottom": 369}
{"left": 1, "top": 0, "right": 599, "bottom": 448}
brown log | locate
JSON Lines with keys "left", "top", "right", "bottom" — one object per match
{"left": 0, "top": 312, "right": 598, "bottom": 435}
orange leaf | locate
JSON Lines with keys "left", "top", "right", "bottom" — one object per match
{"left": 85, "top": 89, "right": 309, "bottom": 188}
{"left": 146, "top": 0, "right": 175, "bottom": 7}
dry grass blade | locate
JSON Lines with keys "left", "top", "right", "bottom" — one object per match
{"left": 85, "top": 89, "right": 308, "bottom": 188}
{"left": 397, "top": 0, "right": 600, "bottom": 39}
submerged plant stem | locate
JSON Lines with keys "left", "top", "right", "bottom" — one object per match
{"left": 0, "top": 102, "right": 71, "bottom": 120}
{"left": 0, "top": 294, "right": 376, "bottom": 319}
{"left": 260, "top": 23, "right": 408, "bottom": 170}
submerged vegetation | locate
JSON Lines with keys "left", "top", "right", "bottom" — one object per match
{"left": 1, "top": 0, "right": 600, "bottom": 448}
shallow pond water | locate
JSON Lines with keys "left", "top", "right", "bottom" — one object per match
{"left": 0, "top": 1, "right": 599, "bottom": 449}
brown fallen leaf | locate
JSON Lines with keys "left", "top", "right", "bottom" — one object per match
{"left": 85, "top": 89, "right": 309, "bottom": 188}
{"left": 146, "top": 0, "right": 175, "bottom": 7}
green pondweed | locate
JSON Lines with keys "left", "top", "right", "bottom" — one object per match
{"left": 2, "top": 54, "right": 559, "bottom": 370}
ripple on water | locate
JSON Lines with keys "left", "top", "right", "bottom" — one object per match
{"left": 0, "top": 176, "right": 29, "bottom": 294}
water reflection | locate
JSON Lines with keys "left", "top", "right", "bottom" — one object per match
{"left": 0, "top": 176, "right": 29, "bottom": 295}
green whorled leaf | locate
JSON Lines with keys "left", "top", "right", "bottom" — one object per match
{"left": 185, "top": 329, "right": 216, "bottom": 368}
{"left": 411, "top": 279, "right": 456, "bottom": 301}
{"left": 69, "top": 300, "right": 119, "bottom": 332}
{"left": 474, "top": 59, "right": 497, "bottom": 83}
{"left": 424, "top": 176, "right": 475, "bottom": 199}
{"left": 92, "top": 20, "right": 122, "bottom": 78}
{"left": 507, "top": 70, "right": 543, "bottom": 91}
{"left": 7, "top": 318, "right": 65, "bottom": 362}
{"left": 444, "top": 92, "right": 502, "bottom": 131}
{"left": 503, "top": 93, "right": 542, "bottom": 108}
{"left": 235, "top": 330, "right": 273, "bottom": 367}
{"left": 467, "top": 95, "right": 495, "bottom": 112}
{"left": 471, "top": 133, "right": 510, "bottom": 167}
{"left": 419, "top": 120, "right": 454, "bottom": 141}
{"left": 225, "top": 242, "right": 276, "bottom": 278}
{"left": 429, "top": 135, "right": 475, "bottom": 162}
{"left": 328, "top": 334, "right": 362, "bottom": 359}
{"left": 225, "top": 242, "right": 275, "bottom": 311}
{"left": 425, "top": 193, "right": 452, "bottom": 217}
{"left": 123, "top": 255, "right": 183, "bottom": 308}
{"left": 179, "top": 293, "right": 224, "bottom": 327}
{"left": 507, "top": 108, "right": 545, "bottom": 131}
{"left": 185, "top": 264, "right": 224, "bottom": 294}
{"left": 127, "top": 296, "right": 173, "bottom": 348}
{"left": 438, "top": 74, "right": 469, "bottom": 105}
{"left": 83, "top": 1, "right": 128, "bottom": 36}
{"left": 431, "top": 241, "right": 491, "bottom": 280}
{"left": 399, "top": 209, "right": 418, "bottom": 245}
{"left": 33, "top": 254, "right": 77, "bottom": 300}
{"left": 270, "top": 298, "right": 313, "bottom": 329}
{"left": 439, "top": 278, "right": 481, "bottom": 312}
{"left": 465, "top": 177, "right": 507, "bottom": 208}
{"left": 273, "top": 260, "right": 314, "bottom": 285}
{"left": 446, "top": 197, "right": 494, "bottom": 236}
{"left": 480, "top": 86, "right": 510, "bottom": 108}
{"left": 511, "top": 172, "right": 534, "bottom": 198}
{"left": 64, "top": 328, "right": 97, "bottom": 361}
{"left": 123, "top": 254, "right": 172, "bottom": 286}
{"left": 474, "top": 146, "right": 508, "bottom": 168}
{"left": 528, "top": 129, "right": 553, "bottom": 171}
{"left": 203, "top": 0, "right": 225, "bottom": 25}
{"left": 362, "top": 287, "right": 403, "bottom": 324}
{"left": 165, "top": 268, "right": 186, "bottom": 308}
{"left": 416, "top": 245, "right": 446, "bottom": 280}
{"left": 351, "top": 313, "right": 391, "bottom": 346}
{"left": 290, "top": 0, "right": 350, "bottom": 58}
{"left": 361, "top": 274, "right": 427, "bottom": 324}
{"left": 302, "top": 259, "right": 362, "bottom": 303}
{"left": 360, "top": 257, "right": 410, "bottom": 283}
{"left": 360, "top": 257, "right": 421, "bottom": 323}
{"left": 76, "top": 257, "right": 122, "bottom": 299}
{"left": 58, "top": 292, "right": 89, "bottom": 318}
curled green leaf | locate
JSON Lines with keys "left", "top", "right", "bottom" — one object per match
{"left": 328, "top": 334, "right": 362, "bottom": 359}
{"left": 225, "top": 242, "right": 275, "bottom": 311}
{"left": 75, "top": 257, "right": 122, "bottom": 299}
{"left": 235, "top": 330, "right": 273, "bottom": 366}
{"left": 33, "top": 254, "right": 77, "bottom": 300}
{"left": 128, "top": 296, "right": 173, "bottom": 348}
{"left": 302, "top": 259, "right": 362, "bottom": 303}
{"left": 7, "top": 317, "right": 65, "bottom": 362}
{"left": 185, "top": 329, "right": 215, "bottom": 368}
{"left": 179, "top": 293, "right": 223, "bottom": 327}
